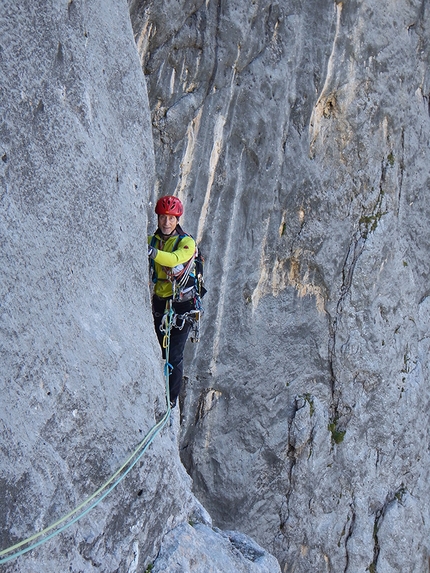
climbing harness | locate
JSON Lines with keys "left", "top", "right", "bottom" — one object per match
{"left": 150, "top": 233, "right": 206, "bottom": 299}
{"left": 0, "top": 306, "right": 176, "bottom": 565}
{"left": 151, "top": 232, "right": 206, "bottom": 345}
{"left": 155, "top": 248, "right": 206, "bottom": 342}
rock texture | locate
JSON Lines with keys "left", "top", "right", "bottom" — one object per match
{"left": 0, "top": 2, "right": 235, "bottom": 572}
{"left": 130, "top": 0, "right": 430, "bottom": 571}
{"left": 1, "top": 1, "right": 282, "bottom": 571}
{"left": 0, "top": 1, "right": 162, "bottom": 570}
{"left": 152, "top": 523, "right": 281, "bottom": 573}
{"left": 2, "top": 0, "right": 430, "bottom": 571}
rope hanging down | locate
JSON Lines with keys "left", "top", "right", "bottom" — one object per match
{"left": 0, "top": 304, "right": 175, "bottom": 565}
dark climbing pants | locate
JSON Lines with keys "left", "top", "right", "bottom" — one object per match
{"left": 152, "top": 295, "right": 193, "bottom": 405}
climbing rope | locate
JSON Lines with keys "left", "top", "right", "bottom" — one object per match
{"left": 168, "top": 252, "right": 196, "bottom": 294}
{"left": 0, "top": 305, "right": 175, "bottom": 565}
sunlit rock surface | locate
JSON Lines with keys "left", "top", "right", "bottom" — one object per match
{"left": 1, "top": 1, "right": 282, "bottom": 571}
{"left": 2, "top": 0, "right": 430, "bottom": 570}
{"left": 130, "top": 0, "right": 430, "bottom": 571}
{"left": 153, "top": 523, "right": 281, "bottom": 573}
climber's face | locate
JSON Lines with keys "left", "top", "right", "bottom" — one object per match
{"left": 158, "top": 214, "right": 178, "bottom": 236}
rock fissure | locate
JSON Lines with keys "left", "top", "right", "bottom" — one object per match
{"left": 204, "top": 0, "right": 221, "bottom": 98}
{"left": 3, "top": 0, "right": 430, "bottom": 571}
{"left": 396, "top": 127, "right": 405, "bottom": 216}
{"left": 342, "top": 506, "right": 356, "bottom": 573}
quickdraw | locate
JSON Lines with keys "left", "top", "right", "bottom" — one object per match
{"left": 159, "top": 300, "right": 174, "bottom": 348}
{"left": 173, "top": 309, "right": 200, "bottom": 329}
{"left": 171, "top": 251, "right": 197, "bottom": 302}
{"left": 159, "top": 302, "right": 203, "bottom": 344}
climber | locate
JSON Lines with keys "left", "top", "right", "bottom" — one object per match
{"left": 147, "top": 195, "right": 197, "bottom": 409}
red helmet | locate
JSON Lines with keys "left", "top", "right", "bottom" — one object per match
{"left": 155, "top": 195, "right": 183, "bottom": 217}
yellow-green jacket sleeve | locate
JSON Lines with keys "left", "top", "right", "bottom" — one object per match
{"left": 153, "top": 236, "right": 196, "bottom": 267}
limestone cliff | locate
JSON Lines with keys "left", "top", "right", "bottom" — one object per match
{"left": 2, "top": 0, "right": 430, "bottom": 571}
{"left": 0, "top": 1, "right": 280, "bottom": 572}
{"left": 130, "top": 0, "right": 430, "bottom": 571}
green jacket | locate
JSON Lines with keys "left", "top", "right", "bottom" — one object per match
{"left": 148, "top": 231, "right": 196, "bottom": 298}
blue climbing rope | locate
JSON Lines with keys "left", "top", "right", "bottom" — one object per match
{"left": 0, "top": 304, "right": 174, "bottom": 565}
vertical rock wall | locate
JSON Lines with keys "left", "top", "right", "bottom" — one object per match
{"left": 130, "top": 0, "right": 430, "bottom": 571}
{"left": 0, "top": 1, "right": 203, "bottom": 571}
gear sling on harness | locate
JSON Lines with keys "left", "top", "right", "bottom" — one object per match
{"left": 150, "top": 233, "right": 206, "bottom": 343}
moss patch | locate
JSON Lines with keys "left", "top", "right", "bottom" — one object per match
{"left": 328, "top": 422, "right": 346, "bottom": 444}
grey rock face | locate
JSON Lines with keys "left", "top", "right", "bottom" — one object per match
{"left": 152, "top": 523, "right": 282, "bottom": 573}
{"left": 1, "top": 1, "right": 281, "bottom": 571}
{"left": 0, "top": 1, "right": 208, "bottom": 571}
{"left": 3, "top": 0, "right": 430, "bottom": 570}
{"left": 131, "top": 0, "right": 430, "bottom": 571}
